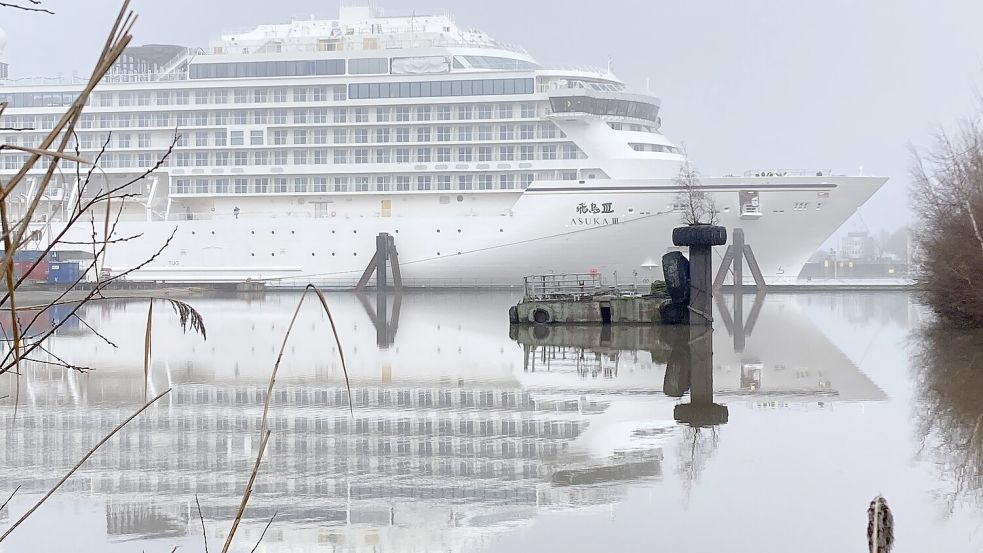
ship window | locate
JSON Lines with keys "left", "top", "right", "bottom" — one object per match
{"left": 348, "top": 58, "right": 389, "bottom": 75}
{"left": 348, "top": 78, "right": 534, "bottom": 99}
{"left": 190, "top": 59, "right": 345, "bottom": 79}
{"left": 550, "top": 96, "right": 660, "bottom": 122}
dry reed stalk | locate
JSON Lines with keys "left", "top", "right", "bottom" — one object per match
{"left": 143, "top": 301, "right": 153, "bottom": 401}
{"left": 222, "top": 285, "right": 347, "bottom": 552}
{"left": 0, "top": 388, "right": 171, "bottom": 543}
{"left": 0, "top": 485, "right": 20, "bottom": 515}
{"left": 195, "top": 493, "right": 209, "bottom": 553}
{"left": 221, "top": 430, "right": 271, "bottom": 553}
{"left": 258, "top": 284, "right": 350, "bottom": 436}
{"left": 250, "top": 510, "right": 278, "bottom": 553}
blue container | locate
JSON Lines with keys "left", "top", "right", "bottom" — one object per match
{"left": 47, "top": 262, "right": 80, "bottom": 284}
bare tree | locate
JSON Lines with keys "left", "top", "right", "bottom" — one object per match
{"left": 910, "top": 117, "right": 983, "bottom": 326}
{"left": 675, "top": 156, "right": 719, "bottom": 225}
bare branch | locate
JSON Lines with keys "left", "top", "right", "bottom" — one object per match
{"left": 250, "top": 511, "right": 278, "bottom": 553}
{"left": 195, "top": 494, "right": 209, "bottom": 553}
{"left": 0, "top": 486, "right": 20, "bottom": 515}
{"left": 0, "top": 1, "right": 53, "bottom": 14}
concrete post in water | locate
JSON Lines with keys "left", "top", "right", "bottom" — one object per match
{"left": 671, "top": 225, "right": 727, "bottom": 326}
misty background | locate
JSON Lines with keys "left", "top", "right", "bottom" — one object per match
{"left": 4, "top": 0, "right": 983, "bottom": 239}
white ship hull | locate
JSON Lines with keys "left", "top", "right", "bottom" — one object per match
{"left": 53, "top": 174, "right": 885, "bottom": 287}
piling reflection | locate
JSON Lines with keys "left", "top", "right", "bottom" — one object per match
{"left": 913, "top": 326, "right": 983, "bottom": 512}
{"left": 666, "top": 326, "right": 729, "bottom": 427}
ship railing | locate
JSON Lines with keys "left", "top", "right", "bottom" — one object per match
{"left": 523, "top": 273, "right": 603, "bottom": 300}
{"left": 200, "top": 36, "right": 527, "bottom": 56}
{"left": 743, "top": 169, "right": 834, "bottom": 177}
{"left": 542, "top": 64, "right": 616, "bottom": 77}
{"left": 1, "top": 71, "right": 189, "bottom": 86}
{"left": 156, "top": 47, "right": 196, "bottom": 79}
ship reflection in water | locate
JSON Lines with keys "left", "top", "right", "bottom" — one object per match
{"left": 0, "top": 292, "right": 896, "bottom": 552}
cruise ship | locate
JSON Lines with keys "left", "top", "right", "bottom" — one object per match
{"left": 0, "top": 4, "right": 887, "bottom": 286}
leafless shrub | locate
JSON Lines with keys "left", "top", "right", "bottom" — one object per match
{"left": 0, "top": 0, "right": 207, "bottom": 543}
{"left": 910, "top": 118, "right": 983, "bottom": 326}
{"left": 675, "top": 157, "right": 719, "bottom": 225}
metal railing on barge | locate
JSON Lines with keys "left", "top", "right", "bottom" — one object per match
{"left": 523, "top": 273, "right": 604, "bottom": 301}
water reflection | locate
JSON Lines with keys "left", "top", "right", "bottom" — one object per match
{"left": 913, "top": 326, "right": 983, "bottom": 512}
{"left": 0, "top": 292, "right": 889, "bottom": 551}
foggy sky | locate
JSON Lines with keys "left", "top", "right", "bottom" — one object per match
{"left": 4, "top": 0, "right": 983, "bottom": 236}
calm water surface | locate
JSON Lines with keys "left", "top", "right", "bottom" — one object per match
{"left": 0, "top": 291, "right": 980, "bottom": 552}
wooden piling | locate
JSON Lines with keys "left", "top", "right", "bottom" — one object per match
{"left": 733, "top": 228, "right": 745, "bottom": 288}
{"left": 376, "top": 233, "right": 389, "bottom": 292}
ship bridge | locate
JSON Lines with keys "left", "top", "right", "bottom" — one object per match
{"left": 546, "top": 88, "right": 661, "bottom": 125}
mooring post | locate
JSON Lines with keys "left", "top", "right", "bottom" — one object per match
{"left": 376, "top": 232, "right": 389, "bottom": 292}
{"left": 732, "top": 228, "right": 745, "bottom": 289}
{"left": 671, "top": 225, "right": 726, "bottom": 326}
{"left": 688, "top": 243, "right": 713, "bottom": 326}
